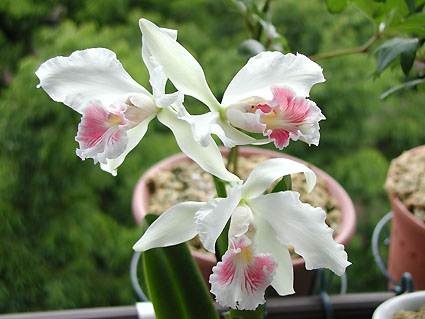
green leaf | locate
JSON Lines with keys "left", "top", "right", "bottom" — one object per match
{"left": 406, "top": 0, "right": 416, "bottom": 13}
{"left": 140, "top": 214, "right": 219, "bottom": 319}
{"left": 391, "top": 12, "right": 425, "bottom": 36}
{"left": 380, "top": 78, "right": 425, "bottom": 99}
{"left": 352, "top": 0, "right": 409, "bottom": 25}
{"left": 373, "top": 37, "right": 418, "bottom": 75}
{"left": 140, "top": 215, "right": 186, "bottom": 318}
{"left": 400, "top": 47, "right": 416, "bottom": 75}
{"left": 325, "top": 0, "right": 348, "bottom": 13}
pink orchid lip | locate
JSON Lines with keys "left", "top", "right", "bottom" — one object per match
{"left": 226, "top": 87, "right": 324, "bottom": 150}
{"left": 210, "top": 235, "right": 277, "bottom": 310}
{"left": 75, "top": 101, "right": 128, "bottom": 163}
{"left": 254, "top": 87, "right": 316, "bottom": 149}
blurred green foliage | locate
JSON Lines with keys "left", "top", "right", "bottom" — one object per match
{"left": 1, "top": 0, "right": 425, "bottom": 313}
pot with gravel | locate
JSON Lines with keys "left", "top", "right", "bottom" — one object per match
{"left": 385, "top": 145, "right": 425, "bottom": 290}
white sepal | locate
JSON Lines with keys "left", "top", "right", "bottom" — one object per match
{"left": 133, "top": 201, "right": 204, "bottom": 252}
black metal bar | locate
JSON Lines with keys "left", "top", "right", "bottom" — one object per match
{"left": 0, "top": 293, "right": 395, "bottom": 319}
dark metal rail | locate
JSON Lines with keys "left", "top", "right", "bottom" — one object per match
{"left": 0, "top": 292, "right": 395, "bottom": 319}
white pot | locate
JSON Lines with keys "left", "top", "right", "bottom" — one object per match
{"left": 372, "top": 291, "right": 425, "bottom": 319}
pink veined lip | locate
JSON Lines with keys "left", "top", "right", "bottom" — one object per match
{"left": 254, "top": 87, "right": 313, "bottom": 149}
{"left": 213, "top": 236, "right": 276, "bottom": 294}
{"left": 77, "top": 102, "right": 126, "bottom": 149}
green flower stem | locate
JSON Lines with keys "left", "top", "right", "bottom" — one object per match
{"left": 226, "top": 146, "right": 239, "bottom": 175}
{"left": 212, "top": 175, "right": 227, "bottom": 198}
{"left": 271, "top": 175, "right": 292, "bottom": 193}
{"left": 212, "top": 175, "right": 229, "bottom": 261}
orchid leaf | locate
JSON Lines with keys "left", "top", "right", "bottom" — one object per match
{"left": 140, "top": 214, "right": 219, "bottom": 319}
{"left": 140, "top": 215, "right": 186, "bottom": 318}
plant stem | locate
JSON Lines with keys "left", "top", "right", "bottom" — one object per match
{"left": 271, "top": 175, "right": 292, "bottom": 193}
{"left": 310, "top": 34, "right": 379, "bottom": 61}
{"left": 226, "top": 146, "right": 240, "bottom": 176}
{"left": 212, "top": 175, "right": 229, "bottom": 260}
{"left": 232, "top": 146, "right": 239, "bottom": 175}
{"left": 213, "top": 175, "right": 227, "bottom": 198}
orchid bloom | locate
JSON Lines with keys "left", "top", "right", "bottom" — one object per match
{"left": 133, "top": 158, "right": 350, "bottom": 310}
{"left": 139, "top": 19, "right": 325, "bottom": 150}
{"left": 35, "top": 39, "right": 237, "bottom": 182}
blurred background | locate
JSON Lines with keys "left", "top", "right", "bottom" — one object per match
{"left": 1, "top": 0, "right": 424, "bottom": 313}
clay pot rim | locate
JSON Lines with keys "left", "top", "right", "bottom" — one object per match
{"left": 386, "top": 144, "right": 425, "bottom": 229}
{"left": 132, "top": 147, "right": 356, "bottom": 266}
{"left": 389, "top": 195, "right": 425, "bottom": 232}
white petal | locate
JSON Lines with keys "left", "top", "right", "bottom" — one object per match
{"left": 254, "top": 214, "right": 294, "bottom": 295}
{"left": 100, "top": 113, "right": 156, "bottom": 175}
{"left": 139, "top": 19, "right": 221, "bottom": 111}
{"left": 157, "top": 106, "right": 239, "bottom": 183}
{"left": 36, "top": 48, "right": 150, "bottom": 113}
{"left": 248, "top": 192, "right": 351, "bottom": 276}
{"left": 242, "top": 158, "right": 316, "bottom": 199}
{"left": 133, "top": 201, "right": 204, "bottom": 251}
{"left": 222, "top": 52, "right": 325, "bottom": 106}
{"left": 194, "top": 187, "right": 242, "bottom": 253}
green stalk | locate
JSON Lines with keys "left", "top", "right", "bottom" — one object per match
{"left": 271, "top": 175, "right": 292, "bottom": 193}
{"left": 213, "top": 175, "right": 227, "bottom": 198}
{"left": 232, "top": 146, "right": 239, "bottom": 175}
{"left": 212, "top": 175, "right": 229, "bottom": 260}
{"left": 226, "top": 146, "right": 240, "bottom": 175}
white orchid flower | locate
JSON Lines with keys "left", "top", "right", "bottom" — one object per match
{"left": 133, "top": 158, "right": 350, "bottom": 309}
{"left": 139, "top": 19, "right": 326, "bottom": 150}
{"left": 35, "top": 36, "right": 238, "bottom": 182}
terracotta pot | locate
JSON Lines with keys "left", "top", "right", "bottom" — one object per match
{"left": 132, "top": 147, "right": 356, "bottom": 294}
{"left": 387, "top": 195, "right": 425, "bottom": 290}
{"left": 386, "top": 145, "right": 425, "bottom": 290}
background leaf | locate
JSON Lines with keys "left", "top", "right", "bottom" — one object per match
{"left": 406, "top": 0, "right": 416, "bottom": 13}
{"left": 325, "top": 0, "right": 348, "bottom": 13}
{"left": 374, "top": 37, "right": 418, "bottom": 74}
